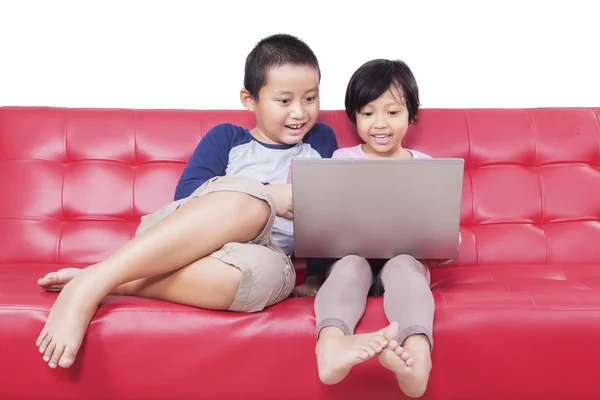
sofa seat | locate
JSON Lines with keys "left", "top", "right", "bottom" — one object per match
{"left": 3, "top": 260, "right": 600, "bottom": 400}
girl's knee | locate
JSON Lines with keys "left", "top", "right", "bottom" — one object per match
{"left": 329, "top": 255, "right": 371, "bottom": 279}
{"left": 384, "top": 254, "right": 428, "bottom": 277}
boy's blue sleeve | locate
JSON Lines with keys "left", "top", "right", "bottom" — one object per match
{"left": 305, "top": 122, "right": 339, "bottom": 158}
{"left": 174, "top": 124, "right": 233, "bottom": 201}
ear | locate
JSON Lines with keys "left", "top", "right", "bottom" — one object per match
{"left": 240, "top": 88, "right": 257, "bottom": 111}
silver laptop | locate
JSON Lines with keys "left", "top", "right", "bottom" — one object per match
{"left": 291, "top": 157, "right": 464, "bottom": 259}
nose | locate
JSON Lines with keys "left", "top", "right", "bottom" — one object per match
{"left": 374, "top": 117, "right": 387, "bottom": 129}
{"left": 289, "top": 101, "right": 306, "bottom": 120}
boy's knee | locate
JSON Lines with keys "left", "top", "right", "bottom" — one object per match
{"left": 201, "top": 190, "right": 271, "bottom": 230}
{"left": 209, "top": 177, "right": 273, "bottom": 225}
{"left": 241, "top": 193, "right": 271, "bottom": 222}
{"left": 218, "top": 190, "right": 270, "bottom": 215}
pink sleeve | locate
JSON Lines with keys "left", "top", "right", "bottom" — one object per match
{"left": 332, "top": 146, "right": 365, "bottom": 159}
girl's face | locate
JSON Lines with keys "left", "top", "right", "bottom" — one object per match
{"left": 355, "top": 86, "right": 411, "bottom": 158}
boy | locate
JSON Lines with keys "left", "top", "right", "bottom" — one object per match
{"left": 35, "top": 33, "right": 338, "bottom": 369}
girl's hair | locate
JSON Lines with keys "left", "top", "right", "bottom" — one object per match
{"left": 344, "top": 59, "right": 420, "bottom": 124}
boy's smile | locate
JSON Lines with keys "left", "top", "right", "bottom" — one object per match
{"left": 241, "top": 64, "right": 320, "bottom": 146}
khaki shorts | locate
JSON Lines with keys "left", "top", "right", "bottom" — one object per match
{"left": 136, "top": 176, "right": 296, "bottom": 313}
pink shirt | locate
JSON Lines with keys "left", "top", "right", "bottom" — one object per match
{"left": 332, "top": 144, "right": 432, "bottom": 159}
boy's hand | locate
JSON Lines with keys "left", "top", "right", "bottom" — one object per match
{"left": 265, "top": 183, "right": 293, "bottom": 219}
{"left": 290, "top": 276, "right": 324, "bottom": 297}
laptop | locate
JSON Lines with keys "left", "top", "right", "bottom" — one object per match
{"left": 291, "top": 157, "right": 464, "bottom": 260}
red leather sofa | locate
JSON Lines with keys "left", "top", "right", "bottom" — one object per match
{"left": 2, "top": 106, "right": 599, "bottom": 399}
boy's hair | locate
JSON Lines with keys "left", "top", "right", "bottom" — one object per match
{"left": 344, "top": 59, "right": 420, "bottom": 125}
{"left": 244, "top": 33, "right": 320, "bottom": 100}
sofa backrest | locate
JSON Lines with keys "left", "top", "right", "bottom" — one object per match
{"left": 1, "top": 106, "right": 599, "bottom": 268}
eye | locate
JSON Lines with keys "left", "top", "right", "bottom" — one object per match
{"left": 361, "top": 112, "right": 373, "bottom": 117}
{"left": 277, "top": 99, "right": 291, "bottom": 105}
{"left": 388, "top": 111, "right": 400, "bottom": 116}
{"left": 305, "top": 96, "right": 316, "bottom": 102}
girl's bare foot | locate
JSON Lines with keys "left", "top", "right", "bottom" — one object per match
{"left": 377, "top": 334, "right": 432, "bottom": 398}
{"left": 38, "top": 268, "right": 82, "bottom": 292}
{"left": 316, "top": 322, "right": 398, "bottom": 385}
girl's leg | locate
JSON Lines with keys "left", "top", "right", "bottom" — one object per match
{"left": 376, "top": 254, "right": 434, "bottom": 398}
{"left": 314, "top": 255, "right": 395, "bottom": 385}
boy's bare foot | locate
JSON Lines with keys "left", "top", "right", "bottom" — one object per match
{"left": 377, "top": 333, "right": 432, "bottom": 398}
{"left": 35, "top": 268, "right": 105, "bottom": 369}
{"left": 38, "top": 268, "right": 82, "bottom": 292}
{"left": 290, "top": 276, "right": 324, "bottom": 297}
{"left": 316, "top": 322, "right": 398, "bottom": 385}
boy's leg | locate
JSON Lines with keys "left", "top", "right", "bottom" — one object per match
{"left": 39, "top": 244, "right": 294, "bottom": 312}
{"left": 39, "top": 258, "right": 242, "bottom": 310}
{"left": 314, "top": 255, "right": 395, "bottom": 385}
{"left": 375, "top": 254, "right": 433, "bottom": 398}
{"left": 36, "top": 176, "right": 287, "bottom": 369}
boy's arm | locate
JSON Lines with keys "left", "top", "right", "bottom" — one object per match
{"left": 174, "top": 125, "right": 232, "bottom": 201}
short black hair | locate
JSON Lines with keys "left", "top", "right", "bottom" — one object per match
{"left": 244, "top": 33, "right": 320, "bottom": 100}
{"left": 344, "top": 59, "right": 420, "bottom": 125}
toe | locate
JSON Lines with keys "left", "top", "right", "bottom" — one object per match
{"left": 58, "top": 345, "right": 78, "bottom": 368}
{"left": 357, "top": 349, "right": 370, "bottom": 360}
{"left": 362, "top": 345, "right": 375, "bottom": 358}
{"left": 394, "top": 345, "right": 405, "bottom": 356}
{"left": 388, "top": 340, "right": 399, "bottom": 351}
{"left": 40, "top": 273, "right": 57, "bottom": 286}
{"left": 405, "top": 357, "right": 416, "bottom": 367}
{"left": 373, "top": 335, "right": 388, "bottom": 348}
{"left": 39, "top": 334, "right": 52, "bottom": 353}
{"left": 49, "top": 344, "right": 66, "bottom": 368}
{"left": 43, "top": 342, "right": 56, "bottom": 363}
{"left": 400, "top": 351, "right": 412, "bottom": 362}
{"left": 36, "top": 330, "right": 48, "bottom": 347}
{"left": 380, "top": 321, "right": 400, "bottom": 341}
{"left": 368, "top": 339, "right": 383, "bottom": 353}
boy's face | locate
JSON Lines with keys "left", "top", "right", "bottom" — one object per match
{"left": 355, "top": 86, "right": 410, "bottom": 158}
{"left": 241, "top": 64, "right": 320, "bottom": 146}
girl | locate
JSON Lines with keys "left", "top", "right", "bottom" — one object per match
{"left": 314, "top": 59, "right": 458, "bottom": 398}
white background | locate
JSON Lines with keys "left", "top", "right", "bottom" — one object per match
{"left": 1, "top": 0, "right": 598, "bottom": 110}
